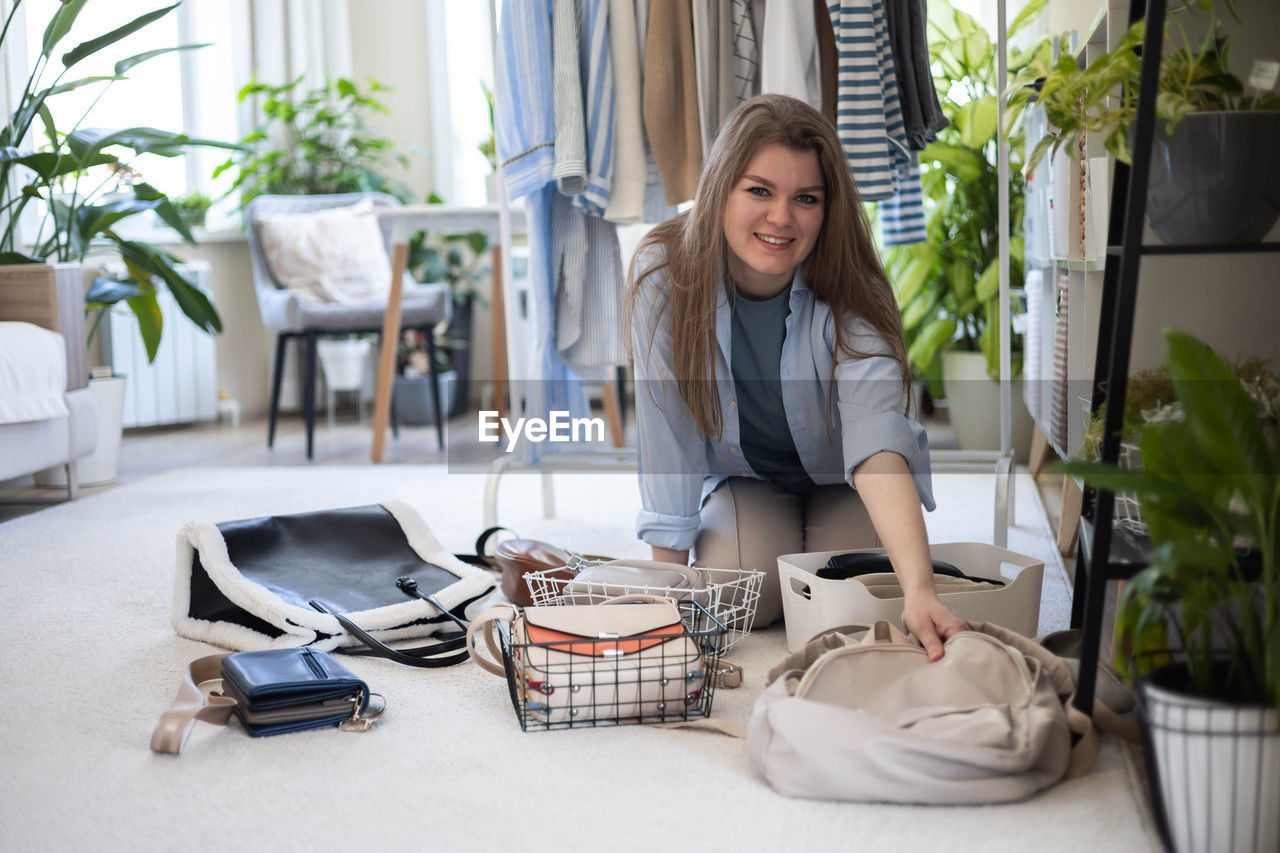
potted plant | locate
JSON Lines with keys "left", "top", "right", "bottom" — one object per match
{"left": 2, "top": 0, "right": 243, "bottom": 485}
{"left": 392, "top": 330, "right": 457, "bottom": 427}
{"left": 1005, "top": 0, "right": 1280, "bottom": 245}
{"left": 884, "top": 0, "right": 1046, "bottom": 454}
{"left": 1063, "top": 329, "right": 1278, "bottom": 853}
{"left": 1, "top": 1, "right": 239, "bottom": 348}
{"left": 215, "top": 75, "right": 414, "bottom": 205}
{"left": 171, "top": 190, "right": 212, "bottom": 228}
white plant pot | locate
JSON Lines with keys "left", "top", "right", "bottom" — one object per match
{"left": 316, "top": 339, "right": 371, "bottom": 392}
{"left": 940, "top": 350, "right": 1034, "bottom": 460}
{"left": 1142, "top": 678, "right": 1280, "bottom": 853}
{"left": 35, "top": 375, "right": 127, "bottom": 488}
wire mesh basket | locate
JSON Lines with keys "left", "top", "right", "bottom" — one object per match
{"left": 1079, "top": 395, "right": 1146, "bottom": 534}
{"left": 497, "top": 600, "right": 727, "bottom": 731}
{"left": 1134, "top": 653, "right": 1280, "bottom": 853}
{"left": 525, "top": 561, "right": 764, "bottom": 653}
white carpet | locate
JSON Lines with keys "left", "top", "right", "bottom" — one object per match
{"left": 0, "top": 465, "right": 1158, "bottom": 852}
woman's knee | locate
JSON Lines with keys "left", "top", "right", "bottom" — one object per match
{"left": 693, "top": 477, "right": 802, "bottom": 627}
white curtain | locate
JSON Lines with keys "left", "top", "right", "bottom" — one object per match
{"left": 233, "top": 0, "right": 353, "bottom": 132}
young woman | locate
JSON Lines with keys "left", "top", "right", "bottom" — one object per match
{"left": 626, "top": 94, "right": 964, "bottom": 660}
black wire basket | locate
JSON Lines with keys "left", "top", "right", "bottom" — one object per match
{"left": 1133, "top": 653, "right": 1280, "bottom": 853}
{"left": 496, "top": 600, "right": 728, "bottom": 731}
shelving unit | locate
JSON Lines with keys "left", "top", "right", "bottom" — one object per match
{"left": 1022, "top": 6, "right": 1120, "bottom": 464}
{"left": 1068, "top": 0, "right": 1280, "bottom": 726}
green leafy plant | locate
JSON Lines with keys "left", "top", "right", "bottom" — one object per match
{"left": 400, "top": 193, "right": 491, "bottom": 375}
{"left": 215, "top": 75, "right": 413, "bottom": 205}
{"left": 478, "top": 80, "right": 496, "bottom": 172}
{"left": 407, "top": 210, "right": 490, "bottom": 304}
{"left": 1, "top": 0, "right": 244, "bottom": 362}
{"left": 170, "top": 189, "right": 211, "bottom": 225}
{"left": 1062, "top": 330, "right": 1279, "bottom": 712}
{"left": 884, "top": 0, "right": 1049, "bottom": 381}
{"left": 1005, "top": 1, "right": 1280, "bottom": 168}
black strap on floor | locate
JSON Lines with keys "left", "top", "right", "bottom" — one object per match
{"left": 309, "top": 600, "right": 470, "bottom": 668}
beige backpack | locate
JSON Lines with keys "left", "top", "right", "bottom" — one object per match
{"left": 746, "top": 621, "right": 1134, "bottom": 804}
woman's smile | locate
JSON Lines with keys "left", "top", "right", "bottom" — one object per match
{"left": 754, "top": 232, "right": 795, "bottom": 248}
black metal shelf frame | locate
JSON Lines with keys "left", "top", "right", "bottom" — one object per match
{"left": 1106, "top": 242, "right": 1280, "bottom": 256}
{"left": 1069, "top": 0, "right": 1280, "bottom": 720}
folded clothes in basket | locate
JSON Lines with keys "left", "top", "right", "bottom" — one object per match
{"left": 524, "top": 564, "right": 765, "bottom": 654}
{"left": 467, "top": 596, "right": 723, "bottom": 730}
{"left": 778, "top": 544, "right": 1045, "bottom": 651}
{"left": 852, "top": 573, "right": 1006, "bottom": 599}
{"left": 562, "top": 560, "right": 709, "bottom": 605}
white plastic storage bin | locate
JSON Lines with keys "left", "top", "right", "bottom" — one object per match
{"left": 777, "top": 543, "right": 1044, "bottom": 652}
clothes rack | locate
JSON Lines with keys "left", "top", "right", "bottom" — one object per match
{"left": 487, "top": 0, "right": 1019, "bottom": 543}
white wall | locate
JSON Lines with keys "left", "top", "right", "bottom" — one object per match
{"left": 347, "top": 0, "right": 435, "bottom": 200}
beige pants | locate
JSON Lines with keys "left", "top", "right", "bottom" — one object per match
{"left": 692, "top": 477, "right": 880, "bottom": 627}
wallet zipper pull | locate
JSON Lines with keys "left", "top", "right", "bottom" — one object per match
{"left": 338, "top": 689, "right": 376, "bottom": 732}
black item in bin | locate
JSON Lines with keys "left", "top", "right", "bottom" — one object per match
{"left": 820, "top": 552, "right": 1005, "bottom": 586}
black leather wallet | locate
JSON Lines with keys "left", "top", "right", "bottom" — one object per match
{"left": 220, "top": 648, "right": 369, "bottom": 737}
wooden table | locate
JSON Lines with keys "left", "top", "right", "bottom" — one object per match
{"left": 370, "top": 204, "right": 522, "bottom": 462}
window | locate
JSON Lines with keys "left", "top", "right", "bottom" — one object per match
{"left": 426, "top": 0, "right": 496, "bottom": 206}
{"left": 20, "top": 0, "right": 241, "bottom": 225}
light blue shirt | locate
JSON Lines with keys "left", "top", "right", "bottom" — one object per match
{"left": 630, "top": 245, "right": 935, "bottom": 551}
{"left": 497, "top": 0, "right": 555, "bottom": 198}
{"left": 497, "top": 0, "right": 591, "bottom": 463}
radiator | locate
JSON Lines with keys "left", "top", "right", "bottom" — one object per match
{"left": 102, "top": 260, "right": 218, "bottom": 428}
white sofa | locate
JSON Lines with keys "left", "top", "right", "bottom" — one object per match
{"left": 0, "top": 264, "right": 97, "bottom": 499}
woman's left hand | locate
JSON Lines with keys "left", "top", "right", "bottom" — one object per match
{"left": 901, "top": 594, "right": 967, "bottom": 662}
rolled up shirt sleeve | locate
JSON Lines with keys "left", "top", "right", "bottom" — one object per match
{"left": 631, "top": 257, "right": 709, "bottom": 550}
{"left": 834, "top": 321, "right": 936, "bottom": 511}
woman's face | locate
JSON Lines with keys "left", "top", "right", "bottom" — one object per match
{"left": 722, "top": 144, "right": 825, "bottom": 299}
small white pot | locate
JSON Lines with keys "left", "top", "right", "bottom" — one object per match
{"left": 316, "top": 338, "right": 371, "bottom": 392}
{"left": 35, "top": 375, "right": 127, "bottom": 487}
{"left": 1142, "top": 678, "right": 1280, "bottom": 853}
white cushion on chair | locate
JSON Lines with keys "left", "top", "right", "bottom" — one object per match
{"left": 256, "top": 199, "right": 392, "bottom": 305}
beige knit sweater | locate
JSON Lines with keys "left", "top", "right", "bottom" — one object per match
{"left": 643, "top": 0, "right": 703, "bottom": 206}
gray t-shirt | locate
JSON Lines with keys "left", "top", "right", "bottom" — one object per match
{"left": 730, "top": 286, "right": 816, "bottom": 495}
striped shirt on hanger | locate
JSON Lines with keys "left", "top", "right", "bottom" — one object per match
{"left": 575, "top": 0, "right": 615, "bottom": 215}
{"left": 496, "top": 0, "right": 556, "bottom": 199}
{"left": 826, "top": 0, "right": 926, "bottom": 245}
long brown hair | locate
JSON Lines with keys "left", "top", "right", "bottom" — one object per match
{"left": 624, "top": 93, "right": 910, "bottom": 440}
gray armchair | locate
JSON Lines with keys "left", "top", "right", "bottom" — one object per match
{"left": 245, "top": 193, "right": 451, "bottom": 458}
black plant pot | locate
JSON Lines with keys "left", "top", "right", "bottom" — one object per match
{"left": 1146, "top": 111, "right": 1280, "bottom": 245}
{"left": 444, "top": 294, "right": 474, "bottom": 418}
{"left": 393, "top": 371, "right": 457, "bottom": 425}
